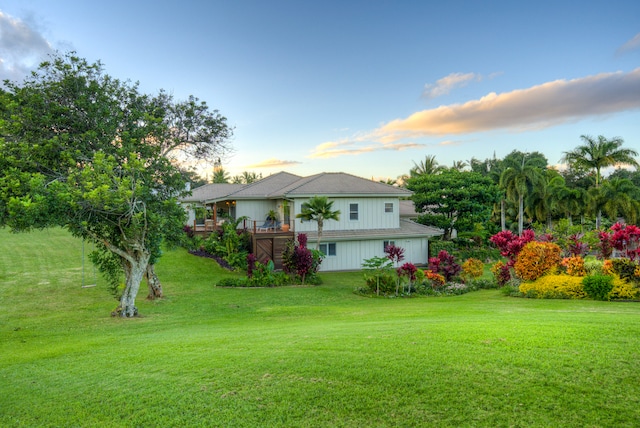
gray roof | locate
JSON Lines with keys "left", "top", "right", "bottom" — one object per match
{"left": 227, "top": 172, "right": 302, "bottom": 199}
{"left": 181, "top": 183, "right": 245, "bottom": 203}
{"left": 180, "top": 171, "right": 414, "bottom": 203}
{"left": 400, "top": 199, "right": 419, "bottom": 218}
{"left": 280, "top": 172, "right": 412, "bottom": 197}
{"left": 301, "top": 219, "right": 442, "bottom": 242}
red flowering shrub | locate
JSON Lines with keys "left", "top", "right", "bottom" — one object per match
{"left": 611, "top": 223, "right": 640, "bottom": 260}
{"left": 514, "top": 241, "right": 562, "bottom": 281}
{"left": 566, "top": 233, "right": 589, "bottom": 257}
{"left": 489, "top": 229, "right": 535, "bottom": 266}
{"left": 384, "top": 244, "right": 405, "bottom": 265}
{"left": 428, "top": 250, "right": 461, "bottom": 281}
{"left": 597, "top": 231, "right": 614, "bottom": 259}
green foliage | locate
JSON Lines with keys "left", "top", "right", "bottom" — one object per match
{"left": 429, "top": 239, "right": 456, "bottom": 258}
{"left": 407, "top": 169, "right": 501, "bottom": 240}
{"left": 362, "top": 271, "right": 397, "bottom": 296}
{"left": 582, "top": 275, "right": 614, "bottom": 301}
{"left": 202, "top": 217, "right": 250, "bottom": 269}
{"left": 467, "top": 277, "right": 498, "bottom": 289}
{"left": 610, "top": 258, "right": 639, "bottom": 283}
{"left": 362, "top": 255, "right": 393, "bottom": 296}
{"left": 583, "top": 257, "right": 604, "bottom": 276}
{"left": 296, "top": 196, "right": 340, "bottom": 250}
{"left": 0, "top": 52, "right": 232, "bottom": 316}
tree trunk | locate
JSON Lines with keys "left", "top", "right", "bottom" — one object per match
{"left": 518, "top": 195, "right": 524, "bottom": 236}
{"left": 114, "top": 251, "right": 150, "bottom": 318}
{"left": 500, "top": 199, "right": 506, "bottom": 231}
{"left": 596, "top": 209, "right": 602, "bottom": 230}
{"left": 145, "top": 263, "right": 163, "bottom": 300}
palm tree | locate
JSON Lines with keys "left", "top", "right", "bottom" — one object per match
{"left": 547, "top": 176, "right": 586, "bottom": 226}
{"left": 242, "top": 171, "right": 262, "bottom": 184}
{"left": 296, "top": 196, "right": 341, "bottom": 250}
{"left": 599, "top": 178, "right": 640, "bottom": 225}
{"left": 527, "top": 168, "right": 559, "bottom": 230}
{"left": 450, "top": 160, "right": 468, "bottom": 172}
{"left": 410, "top": 155, "right": 446, "bottom": 177}
{"left": 561, "top": 135, "right": 638, "bottom": 228}
{"left": 500, "top": 154, "right": 544, "bottom": 235}
{"left": 561, "top": 135, "right": 638, "bottom": 188}
{"left": 212, "top": 167, "right": 230, "bottom": 183}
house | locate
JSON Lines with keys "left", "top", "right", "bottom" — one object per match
{"left": 181, "top": 172, "right": 442, "bottom": 271}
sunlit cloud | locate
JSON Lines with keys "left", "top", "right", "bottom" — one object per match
{"left": 0, "top": 11, "right": 53, "bottom": 83}
{"left": 380, "top": 68, "right": 640, "bottom": 141}
{"left": 423, "top": 72, "right": 479, "bottom": 99}
{"left": 310, "top": 69, "right": 640, "bottom": 160}
{"left": 309, "top": 141, "right": 425, "bottom": 159}
{"left": 438, "top": 140, "right": 461, "bottom": 146}
{"left": 246, "top": 158, "right": 302, "bottom": 168}
{"left": 616, "top": 33, "right": 640, "bottom": 55}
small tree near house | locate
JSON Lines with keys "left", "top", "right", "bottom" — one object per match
{"left": 296, "top": 196, "right": 340, "bottom": 251}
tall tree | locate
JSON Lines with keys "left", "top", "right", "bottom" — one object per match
{"left": 547, "top": 176, "right": 586, "bottom": 226}
{"left": 561, "top": 135, "right": 638, "bottom": 229}
{"left": 212, "top": 167, "right": 231, "bottom": 183}
{"left": 407, "top": 170, "right": 501, "bottom": 240}
{"left": 296, "top": 196, "right": 341, "bottom": 251}
{"left": 598, "top": 178, "right": 640, "bottom": 225}
{"left": 500, "top": 152, "right": 545, "bottom": 235}
{"left": 561, "top": 135, "right": 638, "bottom": 189}
{"left": 410, "top": 155, "right": 446, "bottom": 177}
{"left": 0, "top": 52, "right": 231, "bottom": 316}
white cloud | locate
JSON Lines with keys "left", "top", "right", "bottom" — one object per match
{"left": 616, "top": 33, "right": 640, "bottom": 55}
{"left": 0, "top": 11, "right": 53, "bottom": 83}
{"left": 422, "top": 72, "right": 480, "bottom": 99}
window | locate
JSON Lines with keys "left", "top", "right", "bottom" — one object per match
{"left": 319, "top": 242, "right": 337, "bottom": 256}
{"left": 383, "top": 240, "right": 395, "bottom": 251}
{"left": 349, "top": 203, "right": 359, "bottom": 220}
{"left": 384, "top": 202, "right": 393, "bottom": 213}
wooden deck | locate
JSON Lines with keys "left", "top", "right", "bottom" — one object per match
{"left": 191, "top": 220, "right": 295, "bottom": 269}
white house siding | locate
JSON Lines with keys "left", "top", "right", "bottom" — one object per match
{"left": 294, "top": 197, "right": 399, "bottom": 233}
{"left": 310, "top": 237, "right": 430, "bottom": 271}
{"left": 235, "top": 200, "right": 277, "bottom": 225}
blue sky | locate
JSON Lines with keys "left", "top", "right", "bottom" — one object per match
{"left": 1, "top": 1, "right": 639, "bottom": 181}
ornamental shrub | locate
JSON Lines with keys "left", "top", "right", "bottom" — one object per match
{"left": 364, "top": 271, "right": 397, "bottom": 295}
{"left": 608, "top": 276, "right": 639, "bottom": 300}
{"left": 424, "top": 270, "right": 445, "bottom": 288}
{"left": 519, "top": 274, "right": 586, "bottom": 299}
{"left": 491, "top": 261, "right": 511, "bottom": 286}
{"left": 610, "top": 258, "right": 638, "bottom": 282}
{"left": 583, "top": 257, "right": 604, "bottom": 275}
{"left": 428, "top": 250, "right": 461, "bottom": 281}
{"left": 560, "top": 256, "right": 586, "bottom": 276}
{"left": 489, "top": 229, "right": 535, "bottom": 266}
{"left": 514, "top": 241, "right": 562, "bottom": 281}
{"left": 602, "top": 259, "right": 614, "bottom": 275}
{"left": 582, "top": 275, "right": 614, "bottom": 301}
{"left": 461, "top": 258, "right": 484, "bottom": 280}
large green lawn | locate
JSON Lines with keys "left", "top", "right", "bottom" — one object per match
{"left": 1, "top": 228, "right": 639, "bottom": 427}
